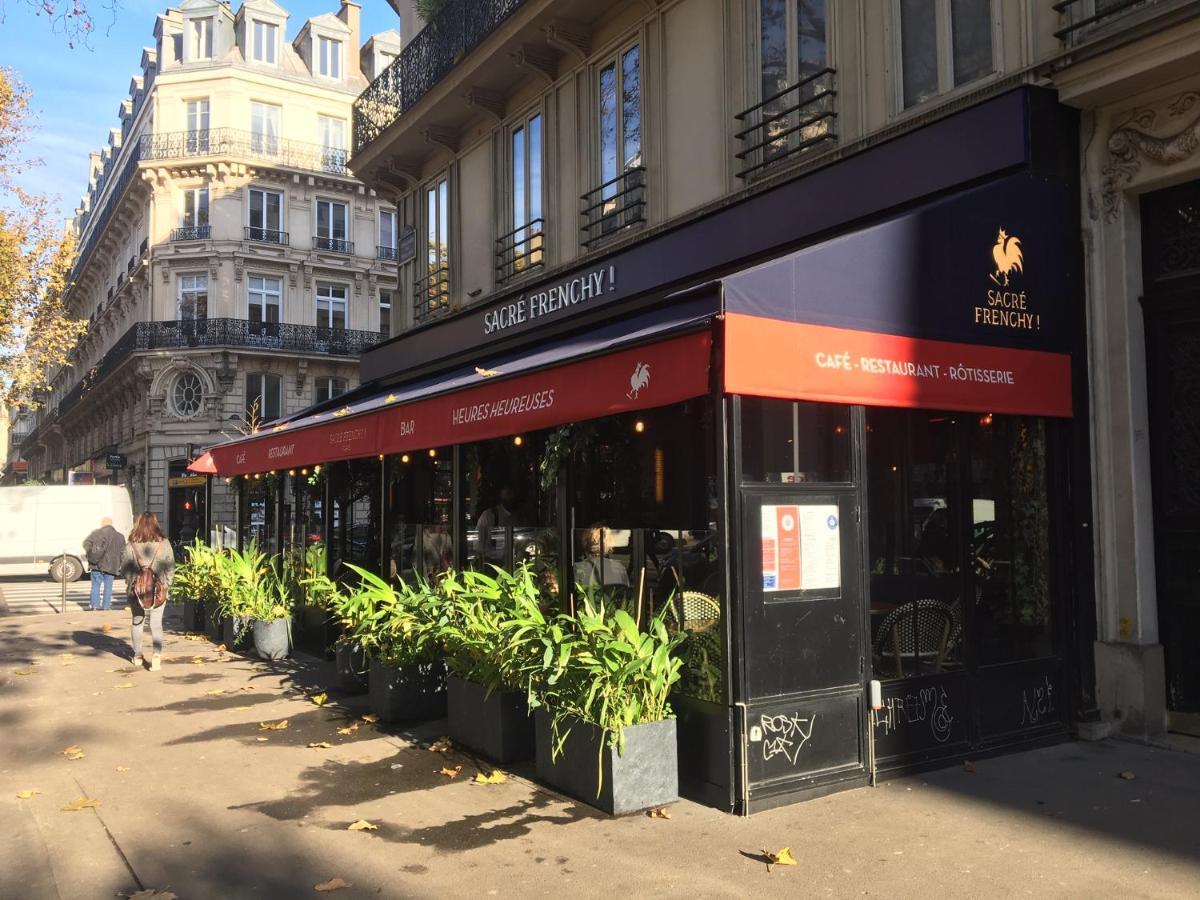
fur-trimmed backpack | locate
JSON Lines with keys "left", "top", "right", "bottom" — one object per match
{"left": 131, "top": 542, "right": 168, "bottom": 610}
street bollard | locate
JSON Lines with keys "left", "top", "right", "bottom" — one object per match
{"left": 60, "top": 551, "right": 68, "bottom": 614}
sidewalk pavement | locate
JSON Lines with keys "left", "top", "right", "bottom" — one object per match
{"left": 1, "top": 609, "right": 1198, "bottom": 900}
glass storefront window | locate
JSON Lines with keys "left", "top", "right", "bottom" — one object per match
{"left": 328, "top": 458, "right": 381, "bottom": 580}
{"left": 239, "top": 475, "right": 278, "bottom": 552}
{"left": 384, "top": 449, "right": 453, "bottom": 583}
{"left": 740, "top": 397, "right": 851, "bottom": 483}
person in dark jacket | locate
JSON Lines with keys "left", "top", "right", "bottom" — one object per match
{"left": 83, "top": 517, "right": 126, "bottom": 611}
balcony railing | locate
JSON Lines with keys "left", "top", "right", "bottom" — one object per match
{"left": 171, "top": 225, "right": 212, "bottom": 242}
{"left": 734, "top": 67, "right": 837, "bottom": 180}
{"left": 140, "top": 128, "right": 352, "bottom": 177}
{"left": 1053, "top": 0, "right": 1154, "bottom": 40}
{"left": 378, "top": 245, "right": 399, "bottom": 261}
{"left": 72, "top": 140, "right": 142, "bottom": 284}
{"left": 496, "top": 218, "right": 544, "bottom": 284}
{"left": 245, "top": 227, "right": 289, "bottom": 245}
{"left": 414, "top": 267, "right": 452, "bottom": 325}
{"left": 313, "top": 236, "right": 354, "bottom": 254}
{"left": 581, "top": 168, "right": 646, "bottom": 248}
{"left": 50, "top": 319, "right": 383, "bottom": 423}
{"left": 353, "top": 0, "right": 529, "bottom": 154}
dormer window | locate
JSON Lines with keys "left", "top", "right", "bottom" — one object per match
{"left": 317, "top": 36, "right": 343, "bottom": 79}
{"left": 252, "top": 20, "right": 277, "bottom": 65}
{"left": 191, "top": 17, "right": 213, "bottom": 61}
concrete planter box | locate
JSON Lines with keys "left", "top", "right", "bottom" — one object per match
{"left": 335, "top": 642, "right": 369, "bottom": 695}
{"left": 253, "top": 618, "right": 291, "bottom": 661}
{"left": 447, "top": 675, "right": 534, "bottom": 763}
{"left": 534, "top": 710, "right": 678, "bottom": 815}
{"left": 180, "top": 599, "right": 205, "bottom": 633}
{"left": 368, "top": 659, "right": 446, "bottom": 723}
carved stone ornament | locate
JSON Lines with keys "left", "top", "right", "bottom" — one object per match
{"left": 1102, "top": 91, "right": 1200, "bottom": 222}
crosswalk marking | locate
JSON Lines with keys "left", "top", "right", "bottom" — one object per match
{"left": 0, "top": 579, "right": 128, "bottom": 616}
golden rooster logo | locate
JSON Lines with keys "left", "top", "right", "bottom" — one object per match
{"left": 990, "top": 228, "right": 1023, "bottom": 286}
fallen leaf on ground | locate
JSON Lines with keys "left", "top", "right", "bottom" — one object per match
{"left": 205, "top": 689, "right": 226, "bottom": 696}
{"left": 191, "top": 657, "right": 205, "bottom": 665}
{"left": 61, "top": 797, "right": 100, "bottom": 811}
{"left": 647, "top": 806, "right": 670, "bottom": 819}
{"left": 127, "top": 890, "right": 178, "bottom": 899}
{"left": 105, "top": 668, "right": 124, "bottom": 673}
{"left": 16, "top": 790, "right": 39, "bottom": 800}
{"left": 259, "top": 720, "right": 289, "bottom": 731}
{"left": 347, "top": 820, "right": 378, "bottom": 832}
{"left": 1118, "top": 770, "right": 1136, "bottom": 780}
{"left": 360, "top": 713, "right": 379, "bottom": 724}
{"left": 13, "top": 669, "right": 34, "bottom": 676}
{"left": 763, "top": 847, "right": 797, "bottom": 871}
{"left": 114, "top": 682, "right": 134, "bottom": 690}
{"left": 314, "top": 877, "right": 351, "bottom": 892}
{"left": 240, "top": 685, "right": 256, "bottom": 692}
{"left": 255, "top": 737, "right": 269, "bottom": 743}
{"left": 61, "top": 660, "right": 75, "bottom": 667}
{"left": 963, "top": 761, "right": 977, "bottom": 774}
{"left": 307, "top": 742, "right": 333, "bottom": 749}
{"left": 116, "top": 766, "right": 130, "bottom": 773}
{"left": 101, "top": 623, "right": 112, "bottom": 633}
{"left": 438, "top": 766, "right": 463, "bottom": 778}
{"left": 233, "top": 705, "right": 252, "bottom": 711}
{"left": 62, "top": 745, "right": 85, "bottom": 761}
{"left": 336, "top": 723, "right": 359, "bottom": 736}
{"left": 183, "top": 634, "right": 207, "bottom": 642}
{"left": 310, "top": 692, "right": 328, "bottom": 707}
{"left": 474, "top": 771, "right": 507, "bottom": 785}
{"left": 428, "top": 736, "right": 452, "bottom": 753}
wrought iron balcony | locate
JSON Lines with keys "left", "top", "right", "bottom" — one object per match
{"left": 313, "top": 236, "right": 354, "bottom": 254}
{"left": 496, "top": 218, "right": 545, "bottom": 284}
{"left": 581, "top": 168, "right": 646, "bottom": 248}
{"left": 1053, "top": 0, "right": 1161, "bottom": 40}
{"left": 140, "top": 128, "right": 352, "bottom": 177}
{"left": 245, "top": 227, "right": 289, "bottom": 245}
{"left": 414, "top": 267, "right": 452, "bottom": 325}
{"left": 377, "top": 245, "right": 399, "bottom": 261}
{"left": 353, "top": 0, "right": 529, "bottom": 154}
{"left": 72, "top": 141, "right": 142, "bottom": 284}
{"left": 51, "top": 319, "right": 383, "bottom": 423}
{"left": 734, "top": 67, "right": 837, "bottom": 180}
{"left": 171, "top": 225, "right": 212, "bottom": 242}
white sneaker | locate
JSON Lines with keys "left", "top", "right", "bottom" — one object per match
{"left": 149, "top": 654, "right": 161, "bottom": 672}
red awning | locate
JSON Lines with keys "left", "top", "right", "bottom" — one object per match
{"left": 203, "top": 330, "right": 713, "bottom": 476}
{"left": 187, "top": 451, "right": 218, "bottom": 475}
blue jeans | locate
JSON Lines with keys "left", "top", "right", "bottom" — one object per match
{"left": 89, "top": 571, "right": 115, "bottom": 610}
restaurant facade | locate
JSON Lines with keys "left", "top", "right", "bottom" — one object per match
{"left": 194, "top": 87, "right": 1096, "bottom": 814}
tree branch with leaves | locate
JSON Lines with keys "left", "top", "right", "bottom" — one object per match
{"left": 1, "top": 0, "right": 123, "bottom": 48}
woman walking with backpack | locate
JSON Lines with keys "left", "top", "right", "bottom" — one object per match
{"left": 120, "top": 512, "right": 175, "bottom": 671}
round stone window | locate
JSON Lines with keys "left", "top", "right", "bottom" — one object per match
{"left": 171, "top": 371, "right": 204, "bottom": 418}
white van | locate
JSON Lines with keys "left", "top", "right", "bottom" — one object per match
{"left": 0, "top": 485, "right": 134, "bottom": 582}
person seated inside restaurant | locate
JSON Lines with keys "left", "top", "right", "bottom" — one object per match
{"left": 574, "top": 525, "right": 630, "bottom": 590}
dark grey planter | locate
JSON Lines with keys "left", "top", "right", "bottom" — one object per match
{"left": 447, "top": 675, "right": 534, "bottom": 763}
{"left": 253, "top": 618, "right": 291, "bottom": 661}
{"left": 180, "top": 599, "right": 205, "bottom": 633}
{"left": 203, "top": 608, "right": 223, "bottom": 644}
{"left": 335, "top": 642, "right": 369, "bottom": 695}
{"left": 222, "top": 616, "right": 250, "bottom": 649}
{"left": 534, "top": 710, "right": 678, "bottom": 815}
{"left": 368, "top": 659, "right": 446, "bottom": 723}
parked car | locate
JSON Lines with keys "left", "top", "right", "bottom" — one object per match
{"left": 0, "top": 485, "right": 134, "bottom": 582}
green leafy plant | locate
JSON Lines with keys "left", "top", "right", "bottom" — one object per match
{"left": 339, "top": 564, "right": 442, "bottom": 667}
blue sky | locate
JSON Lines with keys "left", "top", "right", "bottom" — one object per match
{"left": 0, "top": 0, "right": 398, "bottom": 224}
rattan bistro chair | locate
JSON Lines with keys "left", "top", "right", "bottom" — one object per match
{"left": 872, "top": 598, "right": 960, "bottom": 678}
{"left": 668, "top": 590, "right": 721, "bottom": 633}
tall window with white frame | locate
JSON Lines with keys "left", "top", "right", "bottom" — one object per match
{"left": 248, "top": 187, "right": 284, "bottom": 243}
{"left": 250, "top": 101, "right": 281, "bottom": 155}
{"left": 748, "top": 1, "right": 832, "bottom": 173}
{"left": 317, "top": 36, "right": 343, "bottom": 79}
{"left": 898, "top": 0, "right": 993, "bottom": 110}
{"left": 246, "top": 372, "right": 282, "bottom": 423}
{"left": 251, "top": 19, "right": 277, "bottom": 64}
{"left": 316, "top": 283, "right": 348, "bottom": 331}
{"left": 315, "top": 199, "right": 350, "bottom": 253}
{"left": 502, "top": 112, "right": 543, "bottom": 282}
{"left": 178, "top": 274, "right": 208, "bottom": 323}
{"left": 318, "top": 116, "right": 347, "bottom": 174}
{"left": 591, "top": 45, "right": 642, "bottom": 243}
{"left": 190, "top": 17, "right": 213, "bottom": 61}
{"left": 314, "top": 376, "right": 348, "bottom": 405}
{"left": 178, "top": 187, "right": 209, "bottom": 240}
{"left": 247, "top": 274, "right": 282, "bottom": 336}
{"left": 186, "top": 99, "right": 210, "bottom": 154}
{"left": 419, "top": 176, "right": 450, "bottom": 322}
{"left": 379, "top": 289, "right": 392, "bottom": 336}
{"left": 378, "top": 209, "right": 397, "bottom": 261}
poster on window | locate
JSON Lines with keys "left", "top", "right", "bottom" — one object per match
{"left": 761, "top": 503, "right": 841, "bottom": 593}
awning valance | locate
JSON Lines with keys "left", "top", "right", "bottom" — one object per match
{"left": 194, "top": 298, "right": 716, "bottom": 477}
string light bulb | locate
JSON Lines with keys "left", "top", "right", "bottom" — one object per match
{"left": 428, "top": 449, "right": 437, "bottom": 458}
{"left": 634, "top": 420, "right": 646, "bottom": 434}
{"left": 401, "top": 454, "right": 410, "bottom": 464}
{"left": 513, "top": 435, "right": 523, "bottom": 446}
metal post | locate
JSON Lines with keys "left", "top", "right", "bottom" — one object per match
{"left": 60, "top": 553, "right": 68, "bottom": 614}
